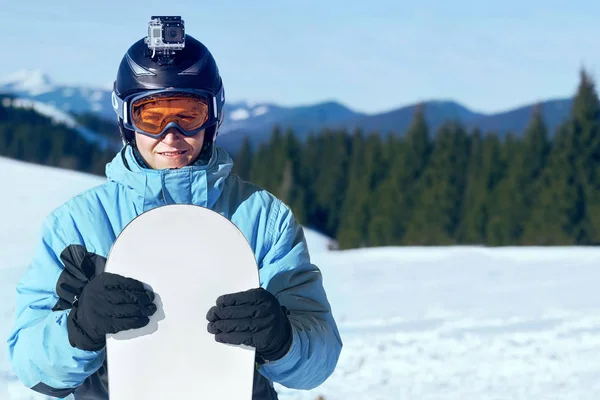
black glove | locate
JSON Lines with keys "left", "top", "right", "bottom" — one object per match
{"left": 206, "top": 288, "right": 293, "bottom": 362}
{"left": 67, "top": 272, "right": 157, "bottom": 351}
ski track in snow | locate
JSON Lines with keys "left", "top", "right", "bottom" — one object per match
{"left": 2, "top": 156, "right": 600, "bottom": 399}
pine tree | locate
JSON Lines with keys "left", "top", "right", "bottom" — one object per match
{"left": 337, "top": 129, "right": 370, "bottom": 249}
{"left": 570, "top": 68, "right": 600, "bottom": 243}
{"left": 280, "top": 128, "right": 307, "bottom": 223}
{"left": 457, "top": 128, "right": 486, "bottom": 243}
{"left": 368, "top": 105, "right": 431, "bottom": 245}
{"left": 367, "top": 135, "right": 404, "bottom": 246}
{"left": 403, "top": 120, "right": 470, "bottom": 245}
{"left": 232, "top": 137, "right": 253, "bottom": 181}
{"left": 0, "top": 124, "right": 14, "bottom": 154}
{"left": 309, "top": 129, "right": 351, "bottom": 237}
{"left": 522, "top": 121, "right": 582, "bottom": 244}
{"left": 485, "top": 106, "right": 549, "bottom": 245}
{"left": 514, "top": 105, "right": 551, "bottom": 244}
{"left": 298, "top": 133, "right": 320, "bottom": 228}
{"left": 250, "top": 125, "right": 284, "bottom": 190}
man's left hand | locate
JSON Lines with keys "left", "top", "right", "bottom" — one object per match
{"left": 206, "top": 287, "right": 293, "bottom": 362}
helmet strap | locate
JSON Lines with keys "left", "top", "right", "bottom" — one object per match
{"left": 118, "top": 118, "right": 136, "bottom": 146}
{"left": 131, "top": 144, "right": 152, "bottom": 169}
{"left": 192, "top": 126, "right": 217, "bottom": 166}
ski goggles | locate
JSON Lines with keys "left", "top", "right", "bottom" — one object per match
{"left": 112, "top": 87, "right": 224, "bottom": 138}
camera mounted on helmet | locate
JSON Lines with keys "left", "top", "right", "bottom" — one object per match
{"left": 144, "top": 16, "right": 185, "bottom": 65}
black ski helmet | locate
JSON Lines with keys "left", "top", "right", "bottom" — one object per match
{"left": 111, "top": 20, "right": 225, "bottom": 151}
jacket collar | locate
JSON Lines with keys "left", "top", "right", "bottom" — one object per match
{"left": 105, "top": 144, "right": 232, "bottom": 212}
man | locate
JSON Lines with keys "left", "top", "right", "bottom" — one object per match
{"left": 7, "top": 16, "right": 342, "bottom": 399}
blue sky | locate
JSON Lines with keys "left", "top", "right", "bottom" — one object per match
{"left": 4, "top": 0, "right": 600, "bottom": 114}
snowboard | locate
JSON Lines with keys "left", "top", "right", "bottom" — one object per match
{"left": 103, "top": 204, "right": 260, "bottom": 399}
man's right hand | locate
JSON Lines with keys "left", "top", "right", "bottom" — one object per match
{"left": 67, "top": 272, "right": 157, "bottom": 351}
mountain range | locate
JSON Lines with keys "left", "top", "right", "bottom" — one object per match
{"left": 0, "top": 69, "right": 575, "bottom": 154}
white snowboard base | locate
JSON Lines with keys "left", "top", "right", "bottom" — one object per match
{"left": 103, "top": 204, "right": 260, "bottom": 399}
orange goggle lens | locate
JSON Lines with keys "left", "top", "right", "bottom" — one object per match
{"left": 131, "top": 93, "right": 210, "bottom": 135}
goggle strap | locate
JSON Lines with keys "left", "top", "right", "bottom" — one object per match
{"left": 216, "top": 85, "right": 225, "bottom": 117}
{"left": 111, "top": 91, "right": 126, "bottom": 121}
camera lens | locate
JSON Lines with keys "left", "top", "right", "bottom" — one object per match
{"left": 164, "top": 26, "right": 183, "bottom": 43}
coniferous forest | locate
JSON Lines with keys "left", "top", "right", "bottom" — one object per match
{"left": 233, "top": 70, "right": 600, "bottom": 249}
{"left": 0, "top": 96, "right": 115, "bottom": 175}
{"left": 1, "top": 70, "right": 599, "bottom": 249}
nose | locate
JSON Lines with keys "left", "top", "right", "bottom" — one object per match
{"left": 161, "top": 128, "right": 182, "bottom": 143}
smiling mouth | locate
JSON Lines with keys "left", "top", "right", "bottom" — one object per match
{"left": 158, "top": 150, "right": 187, "bottom": 156}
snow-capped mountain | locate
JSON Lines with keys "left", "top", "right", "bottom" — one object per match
{"left": 1, "top": 70, "right": 576, "bottom": 156}
{"left": 220, "top": 100, "right": 359, "bottom": 133}
{"left": 0, "top": 70, "right": 55, "bottom": 96}
{"left": 0, "top": 70, "right": 114, "bottom": 120}
{"left": 0, "top": 70, "right": 301, "bottom": 127}
{"left": 226, "top": 101, "right": 271, "bottom": 121}
{"left": 0, "top": 70, "right": 364, "bottom": 147}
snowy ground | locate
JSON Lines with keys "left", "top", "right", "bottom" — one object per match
{"left": 276, "top": 245, "right": 600, "bottom": 400}
{"left": 1, "top": 158, "right": 106, "bottom": 400}
{"left": 2, "top": 156, "right": 600, "bottom": 400}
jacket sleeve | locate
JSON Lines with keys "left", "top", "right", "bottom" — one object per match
{"left": 6, "top": 211, "right": 105, "bottom": 397}
{"left": 257, "top": 200, "right": 343, "bottom": 390}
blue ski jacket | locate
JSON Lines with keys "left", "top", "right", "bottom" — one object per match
{"left": 7, "top": 144, "right": 342, "bottom": 399}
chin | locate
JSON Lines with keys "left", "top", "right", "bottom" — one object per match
{"left": 159, "top": 159, "right": 191, "bottom": 169}
{"left": 160, "top": 163, "right": 186, "bottom": 169}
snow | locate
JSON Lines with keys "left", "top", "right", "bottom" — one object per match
{"left": 230, "top": 108, "right": 251, "bottom": 121}
{"left": 0, "top": 70, "right": 54, "bottom": 96}
{"left": 7, "top": 98, "right": 77, "bottom": 128}
{"left": 0, "top": 96, "right": 114, "bottom": 150}
{"left": 275, "top": 246, "right": 600, "bottom": 400}
{"left": 90, "top": 91, "right": 104, "bottom": 102}
{"left": 252, "top": 105, "right": 269, "bottom": 116}
{"left": 1, "top": 71, "right": 115, "bottom": 122}
{"left": 228, "top": 105, "right": 269, "bottom": 120}
{"left": 0, "top": 157, "right": 106, "bottom": 400}
{"left": 1, "top": 156, "right": 600, "bottom": 400}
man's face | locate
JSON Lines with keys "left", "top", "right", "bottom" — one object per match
{"left": 135, "top": 128, "right": 205, "bottom": 169}
{"left": 131, "top": 95, "right": 209, "bottom": 169}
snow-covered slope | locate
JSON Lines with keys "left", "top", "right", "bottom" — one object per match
{"left": 1, "top": 156, "right": 600, "bottom": 400}
{"left": 0, "top": 158, "right": 106, "bottom": 400}
{"left": 1, "top": 96, "right": 115, "bottom": 150}
{"left": 277, "top": 246, "right": 600, "bottom": 400}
